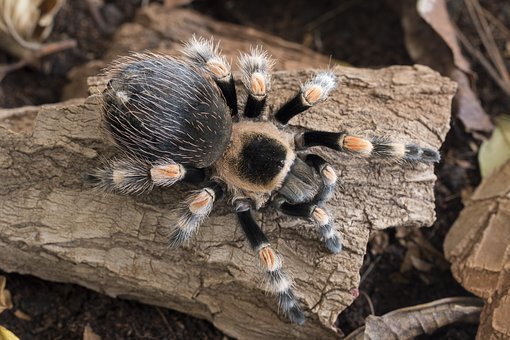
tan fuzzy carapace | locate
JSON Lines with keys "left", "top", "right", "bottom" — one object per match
{"left": 0, "top": 0, "right": 65, "bottom": 55}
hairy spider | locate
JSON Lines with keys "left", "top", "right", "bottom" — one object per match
{"left": 90, "top": 36, "right": 440, "bottom": 325}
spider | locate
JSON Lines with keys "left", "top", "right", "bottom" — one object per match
{"left": 89, "top": 36, "right": 440, "bottom": 325}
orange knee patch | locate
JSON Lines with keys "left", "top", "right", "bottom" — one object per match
{"left": 259, "top": 246, "right": 277, "bottom": 271}
{"left": 151, "top": 164, "right": 181, "bottom": 178}
{"left": 343, "top": 136, "right": 373, "bottom": 155}
{"left": 303, "top": 85, "right": 323, "bottom": 105}
{"left": 206, "top": 59, "right": 230, "bottom": 80}
{"left": 312, "top": 207, "right": 329, "bottom": 225}
{"left": 322, "top": 165, "right": 337, "bottom": 185}
{"left": 189, "top": 190, "right": 213, "bottom": 214}
{"left": 250, "top": 72, "right": 266, "bottom": 96}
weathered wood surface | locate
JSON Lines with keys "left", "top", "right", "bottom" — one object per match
{"left": 445, "top": 161, "right": 510, "bottom": 339}
{"left": 0, "top": 4, "right": 456, "bottom": 339}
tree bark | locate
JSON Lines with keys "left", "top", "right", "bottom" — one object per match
{"left": 445, "top": 161, "right": 510, "bottom": 339}
{"left": 0, "top": 5, "right": 456, "bottom": 340}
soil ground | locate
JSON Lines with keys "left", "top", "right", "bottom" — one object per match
{"left": 1, "top": 0, "right": 509, "bottom": 338}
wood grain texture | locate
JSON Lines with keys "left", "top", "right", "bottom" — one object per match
{"left": 1, "top": 4, "right": 456, "bottom": 339}
{"left": 445, "top": 161, "right": 510, "bottom": 339}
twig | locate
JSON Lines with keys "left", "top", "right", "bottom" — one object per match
{"left": 465, "top": 0, "right": 510, "bottom": 88}
{"left": 0, "top": 39, "right": 76, "bottom": 82}
{"left": 482, "top": 8, "right": 510, "bottom": 39}
{"left": 85, "top": 0, "right": 112, "bottom": 34}
{"left": 360, "top": 255, "right": 381, "bottom": 284}
{"left": 453, "top": 20, "right": 510, "bottom": 96}
{"left": 360, "top": 290, "right": 375, "bottom": 316}
{"left": 305, "top": 0, "right": 356, "bottom": 31}
{"left": 155, "top": 307, "right": 173, "bottom": 335}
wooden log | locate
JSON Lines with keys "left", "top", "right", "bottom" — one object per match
{"left": 445, "top": 161, "right": 510, "bottom": 339}
{"left": 0, "top": 4, "right": 456, "bottom": 339}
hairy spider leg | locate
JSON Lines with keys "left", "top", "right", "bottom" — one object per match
{"left": 296, "top": 131, "right": 441, "bottom": 164}
{"left": 88, "top": 155, "right": 205, "bottom": 195}
{"left": 304, "top": 154, "right": 338, "bottom": 204}
{"left": 235, "top": 199, "right": 305, "bottom": 325}
{"left": 169, "top": 180, "right": 224, "bottom": 247}
{"left": 181, "top": 36, "right": 238, "bottom": 116}
{"left": 274, "top": 71, "right": 337, "bottom": 125}
{"left": 239, "top": 47, "right": 274, "bottom": 118}
{"left": 274, "top": 197, "right": 342, "bottom": 254}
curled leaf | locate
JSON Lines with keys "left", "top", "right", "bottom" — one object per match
{"left": 0, "top": 0, "right": 65, "bottom": 57}
{"left": 83, "top": 323, "right": 101, "bottom": 340}
{"left": 0, "top": 276, "right": 13, "bottom": 314}
{"left": 345, "top": 297, "right": 483, "bottom": 340}
{"left": 398, "top": 0, "right": 493, "bottom": 132}
{"left": 479, "top": 115, "right": 510, "bottom": 178}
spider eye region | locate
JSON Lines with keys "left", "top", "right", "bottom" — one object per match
{"left": 238, "top": 135, "right": 287, "bottom": 185}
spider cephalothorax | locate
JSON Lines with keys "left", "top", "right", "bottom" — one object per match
{"left": 90, "top": 36, "right": 440, "bottom": 325}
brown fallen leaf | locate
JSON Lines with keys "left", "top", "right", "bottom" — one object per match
{"left": 0, "top": 0, "right": 66, "bottom": 57}
{"left": 13, "top": 310, "right": 31, "bottom": 321}
{"left": 396, "top": 227, "right": 450, "bottom": 273}
{"left": 0, "top": 276, "right": 13, "bottom": 314}
{"left": 344, "top": 297, "right": 483, "bottom": 340}
{"left": 394, "top": 0, "right": 493, "bottom": 133}
{"left": 83, "top": 323, "right": 101, "bottom": 340}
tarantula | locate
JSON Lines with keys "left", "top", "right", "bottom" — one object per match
{"left": 90, "top": 36, "right": 440, "bottom": 325}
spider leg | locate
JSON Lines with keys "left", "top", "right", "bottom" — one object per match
{"left": 239, "top": 47, "right": 274, "bottom": 118}
{"left": 274, "top": 71, "right": 337, "bottom": 125}
{"left": 88, "top": 155, "right": 205, "bottom": 195}
{"left": 296, "top": 130, "right": 440, "bottom": 163}
{"left": 303, "top": 154, "right": 337, "bottom": 204}
{"left": 274, "top": 198, "right": 342, "bottom": 254}
{"left": 169, "top": 179, "right": 224, "bottom": 247}
{"left": 235, "top": 199, "right": 305, "bottom": 325}
{"left": 181, "top": 36, "right": 238, "bottom": 116}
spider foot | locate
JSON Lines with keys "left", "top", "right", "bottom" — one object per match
{"left": 169, "top": 181, "right": 223, "bottom": 247}
{"left": 181, "top": 35, "right": 237, "bottom": 115}
{"left": 312, "top": 207, "right": 342, "bottom": 254}
{"left": 239, "top": 47, "right": 274, "bottom": 118}
{"left": 259, "top": 246, "right": 305, "bottom": 325}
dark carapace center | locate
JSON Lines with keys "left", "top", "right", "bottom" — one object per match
{"left": 238, "top": 134, "right": 287, "bottom": 185}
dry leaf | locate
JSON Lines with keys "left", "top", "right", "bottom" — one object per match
{"left": 0, "top": 276, "right": 13, "bottom": 314}
{"left": 344, "top": 297, "right": 483, "bottom": 340}
{"left": 396, "top": 228, "right": 449, "bottom": 273}
{"left": 479, "top": 115, "right": 510, "bottom": 178}
{"left": 13, "top": 310, "right": 31, "bottom": 321}
{"left": 0, "top": 326, "right": 19, "bottom": 340}
{"left": 398, "top": 0, "right": 493, "bottom": 133}
{"left": 0, "top": 0, "right": 65, "bottom": 57}
{"left": 83, "top": 323, "right": 101, "bottom": 340}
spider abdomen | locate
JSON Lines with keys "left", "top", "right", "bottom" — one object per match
{"left": 102, "top": 53, "right": 232, "bottom": 168}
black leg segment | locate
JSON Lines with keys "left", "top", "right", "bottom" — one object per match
{"left": 297, "top": 131, "right": 441, "bottom": 163}
{"left": 216, "top": 76, "right": 238, "bottom": 116}
{"left": 234, "top": 199, "right": 305, "bottom": 324}
{"left": 304, "top": 154, "right": 337, "bottom": 204}
{"left": 274, "top": 71, "right": 337, "bottom": 125}
{"left": 275, "top": 198, "right": 342, "bottom": 254}
{"left": 274, "top": 93, "right": 310, "bottom": 125}
{"left": 244, "top": 95, "right": 267, "bottom": 118}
